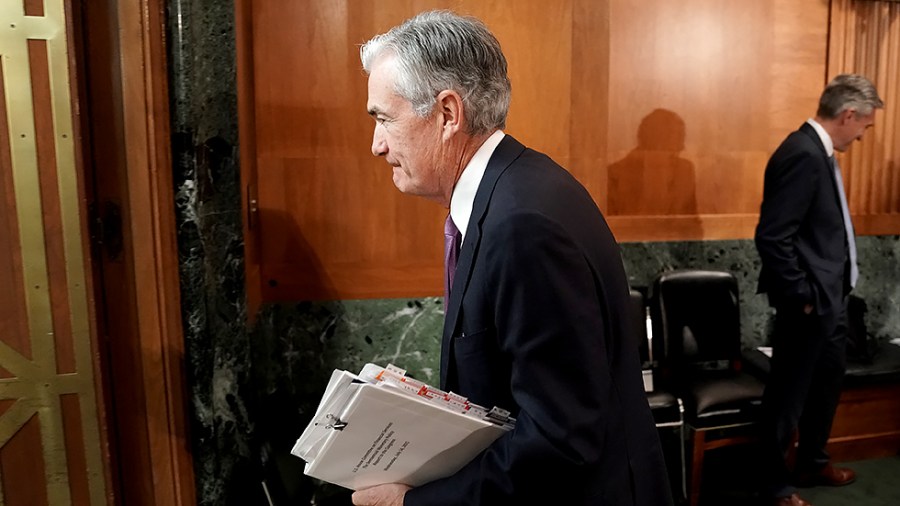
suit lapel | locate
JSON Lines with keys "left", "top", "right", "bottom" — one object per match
{"left": 439, "top": 134, "right": 527, "bottom": 389}
{"left": 798, "top": 123, "right": 844, "bottom": 212}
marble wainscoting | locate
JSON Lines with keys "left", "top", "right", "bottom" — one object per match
{"left": 620, "top": 239, "right": 771, "bottom": 348}
{"left": 853, "top": 236, "right": 900, "bottom": 339}
{"left": 249, "top": 298, "right": 444, "bottom": 505}
{"left": 620, "top": 236, "right": 900, "bottom": 348}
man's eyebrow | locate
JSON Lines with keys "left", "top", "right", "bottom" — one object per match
{"left": 367, "top": 106, "right": 383, "bottom": 117}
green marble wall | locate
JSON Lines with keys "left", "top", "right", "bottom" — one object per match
{"left": 249, "top": 299, "right": 444, "bottom": 505}
{"left": 165, "top": 1, "right": 900, "bottom": 504}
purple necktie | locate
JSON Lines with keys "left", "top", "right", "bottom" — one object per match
{"left": 444, "top": 214, "right": 461, "bottom": 307}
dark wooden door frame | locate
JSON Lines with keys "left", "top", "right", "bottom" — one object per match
{"left": 72, "top": 0, "right": 196, "bottom": 504}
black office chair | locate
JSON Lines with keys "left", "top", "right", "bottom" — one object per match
{"left": 649, "top": 271, "right": 764, "bottom": 506}
{"left": 628, "top": 288, "right": 686, "bottom": 502}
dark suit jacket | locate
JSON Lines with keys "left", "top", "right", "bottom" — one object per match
{"left": 755, "top": 122, "right": 850, "bottom": 316}
{"left": 405, "top": 135, "right": 672, "bottom": 506}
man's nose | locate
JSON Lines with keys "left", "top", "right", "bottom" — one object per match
{"left": 372, "top": 129, "right": 387, "bottom": 156}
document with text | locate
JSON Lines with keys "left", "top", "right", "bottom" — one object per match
{"left": 291, "top": 363, "right": 515, "bottom": 490}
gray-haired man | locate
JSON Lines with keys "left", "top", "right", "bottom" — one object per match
{"left": 354, "top": 10, "right": 672, "bottom": 506}
{"left": 756, "top": 74, "right": 883, "bottom": 506}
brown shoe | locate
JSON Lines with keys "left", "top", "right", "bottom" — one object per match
{"left": 796, "top": 463, "right": 856, "bottom": 487}
{"left": 774, "top": 493, "right": 813, "bottom": 506}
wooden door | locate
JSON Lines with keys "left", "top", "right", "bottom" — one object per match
{"left": 0, "top": 0, "right": 111, "bottom": 504}
{"left": 1, "top": 0, "right": 195, "bottom": 504}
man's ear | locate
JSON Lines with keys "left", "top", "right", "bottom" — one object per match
{"left": 435, "top": 90, "right": 465, "bottom": 140}
{"left": 840, "top": 108, "right": 858, "bottom": 124}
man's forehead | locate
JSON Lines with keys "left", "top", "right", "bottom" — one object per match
{"left": 366, "top": 58, "right": 396, "bottom": 109}
{"left": 366, "top": 84, "right": 393, "bottom": 116}
{"left": 367, "top": 68, "right": 410, "bottom": 116}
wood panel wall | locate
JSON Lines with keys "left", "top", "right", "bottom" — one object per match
{"left": 237, "top": 0, "right": 895, "bottom": 303}
{"left": 829, "top": 0, "right": 900, "bottom": 234}
{"left": 605, "top": 0, "right": 829, "bottom": 241}
{"left": 238, "top": 0, "right": 610, "bottom": 303}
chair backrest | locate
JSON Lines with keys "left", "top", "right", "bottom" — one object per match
{"left": 650, "top": 270, "right": 742, "bottom": 374}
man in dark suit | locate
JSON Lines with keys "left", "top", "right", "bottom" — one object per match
{"left": 755, "top": 74, "right": 883, "bottom": 506}
{"left": 353, "top": 10, "right": 672, "bottom": 506}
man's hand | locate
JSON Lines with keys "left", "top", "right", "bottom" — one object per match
{"left": 803, "top": 303, "right": 814, "bottom": 314}
{"left": 351, "top": 483, "right": 411, "bottom": 506}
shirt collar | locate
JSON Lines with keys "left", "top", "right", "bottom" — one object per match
{"left": 806, "top": 118, "right": 834, "bottom": 157}
{"left": 449, "top": 130, "right": 505, "bottom": 242}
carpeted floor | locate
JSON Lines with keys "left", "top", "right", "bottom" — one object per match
{"left": 695, "top": 448, "right": 900, "bottom": 506}
{"left": 801, "top": 457, "right": 900, "bottom": 506}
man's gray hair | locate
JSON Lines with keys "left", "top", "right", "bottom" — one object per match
{"left": 360, "top": 10, "right": 511, "bottom": 136}
{"left": 817, "top": 74, "right": 884, "bottom": 119}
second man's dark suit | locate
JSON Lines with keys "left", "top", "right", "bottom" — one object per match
{"left": 756, "top": 122, "right": 852, "bottom": 316}
{"left": 755, "top": 122, "right": 852, "bottom": 497}
{"left": 404, "top": 135, "right": 672, "bottom": 506}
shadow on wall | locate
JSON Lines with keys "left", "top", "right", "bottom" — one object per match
{"left": 607, "top": 108, "right": 698, "bottom": 216}
{"left": 256, "top": 207, "right": 338, "bottom": 301}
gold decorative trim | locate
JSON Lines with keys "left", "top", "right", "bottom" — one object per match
{"left": 0, "top": 1, "right": 107, "bottom": 504}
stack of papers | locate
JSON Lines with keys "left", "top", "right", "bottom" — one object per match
{"left": 292, "top": 363, "right": 515, "bottom": 490}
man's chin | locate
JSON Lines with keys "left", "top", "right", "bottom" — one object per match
{"left": 392, "top": 173, "right": 413, "bottom": 194}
